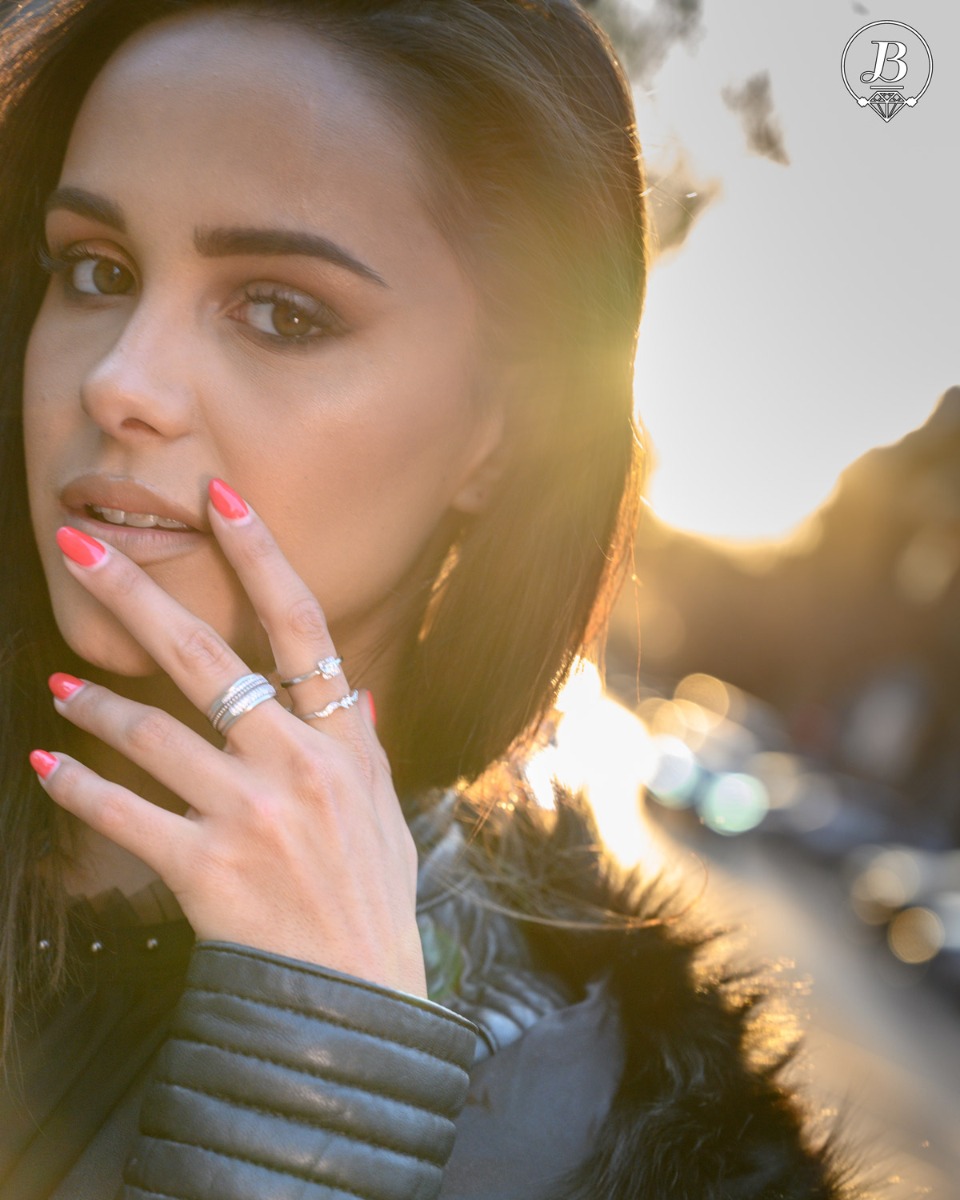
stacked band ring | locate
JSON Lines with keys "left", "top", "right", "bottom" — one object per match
{"left": 207, "top": 673, "right": 277, "bottom": 735}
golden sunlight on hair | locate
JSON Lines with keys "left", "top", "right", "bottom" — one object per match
{"left": 524, "top": 661, "right": 664, "bottom": 877}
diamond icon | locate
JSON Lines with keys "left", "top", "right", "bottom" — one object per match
{"left": 868, "top": 90, "right": 906, "bottom": 122}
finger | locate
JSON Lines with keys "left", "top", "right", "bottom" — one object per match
{"left": 48, "top": 673, "right": 236, "bottom": 814}
{"left": 55, "top": 526, "right": 284, "bottom": 740}
{"left": 28, "top": 748, "right": 194, "bottom": 880}
{"left": 356, "top": 689, "right": 391, "bottom": 776}
{"left": 206, "top": 480, "right": 361, "bottom": 727}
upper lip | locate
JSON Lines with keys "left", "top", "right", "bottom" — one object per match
{"left": 60, "top": 473, "right": 209, "bottom": 532}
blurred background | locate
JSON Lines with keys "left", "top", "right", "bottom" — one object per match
{"left": 544, "top": 0, "right": 960, "bottom": 1195}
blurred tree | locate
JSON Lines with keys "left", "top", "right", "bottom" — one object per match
{"left": 611, "top": 387, "right": 960, "bottom": 846}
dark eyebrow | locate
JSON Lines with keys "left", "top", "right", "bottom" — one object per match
{"left": 44, "top": 187, "right": 387, "bottom": 289}
{"left": 44, "top": 186, "right": 126, "bottom": 232}
{"left": 195, "top": 226, "right": 388, "bottom": 288}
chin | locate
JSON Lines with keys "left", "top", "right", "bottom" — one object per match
{"left": 55, "top": 603, "right": 162, "bottom": 678}
{"left": 50, "top": 585, "right": 271, "bottom": 684}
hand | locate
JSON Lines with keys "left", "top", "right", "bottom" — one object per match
{"left": 30, "top": 480, "right": 426, "bottom": 998}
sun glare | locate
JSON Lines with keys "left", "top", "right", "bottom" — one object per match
{"left": 525, "top": 662, "right": 663, "bottom": 874}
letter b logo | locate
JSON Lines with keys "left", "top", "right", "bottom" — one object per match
{"left": 842, "top": 22, "right": 933, "bottom": 122}
{"left": 860, "top": 41, "right": 908, "bottom": 85}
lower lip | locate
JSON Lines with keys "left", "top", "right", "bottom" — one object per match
{"left": 61, "top": 508, "right": 209, "bottom": 565}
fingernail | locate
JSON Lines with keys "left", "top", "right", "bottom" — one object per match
{"left": 29, "top": 750, "right": 59, "bottom": 780}
{"left": 56, "top": 526, "right": 108, "bottom": 568}
{"left": 49, "top": 673, "right": 86, "bottom": 701}
{"left": 366, "top": 691, "right": 377, "bottom": 727}
{"left": 209, "top": 478, "right": 250, "bottom": 522}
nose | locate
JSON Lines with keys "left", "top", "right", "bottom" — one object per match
{"left": 80, "top": 296, "right": 197, "bottom": 441}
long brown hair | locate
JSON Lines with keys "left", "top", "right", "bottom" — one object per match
{"left": 0, "top": 0, "right": 646, "bottom": 1050}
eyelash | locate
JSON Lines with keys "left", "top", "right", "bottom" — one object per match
{"left": 236, "top": 284, "right": 343, "bottom": 345}
{"left": 37, "top": 243, "right": 343, "bottom": 347}
{"left": 38, "top": 243, "right": 127, "bottom": 296}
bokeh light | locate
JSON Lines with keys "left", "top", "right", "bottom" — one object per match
{"left": 674, "top": 672, "right": 731, "bottom": 719}
{"left": 887, "top": 907, "right": 945, "bottom": 965}
{"left": 700, "top": 772, "right": 769, "bottom": 836}
{"left": 647, "top": 735, "right": 699, "bottom": 807}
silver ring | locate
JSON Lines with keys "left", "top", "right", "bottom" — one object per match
{"left": 207, "top": 673, "right": 277, "bottom": 735}
{"left": 279, "top": 655, "right": 343, "bottom": 689}
{"left": 299, "top": 689, "right": 360, "bottom": 722}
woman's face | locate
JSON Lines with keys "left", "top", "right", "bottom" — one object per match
{"left": 24, "top": 12, "right": 501, "bottom": 681}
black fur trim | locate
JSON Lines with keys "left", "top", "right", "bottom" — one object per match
{"left": 459, "top": 787, "right": 865, "bottom": 1199}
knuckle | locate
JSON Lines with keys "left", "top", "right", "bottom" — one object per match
{"left": 71, "top": 683, "right": 108, "bottom": 723}
{"left": 244, "top": 789, "right": 281, "bottom": 825}
{"left": 49, "top": 758, "right": 82, "bottom": 792}
{"left": 109, "top": 556, "right": 141, "bottom": 600}
{"left": 291, "top": 752, "right": 335, "bottom": 800}
{"left": 284, "top": 595, "right": 329, "bottom": 644}
{"left": 174, "top": 624, "right": 234, "bottom": 674}
{"left": 97, "top": 787, "right": 131, "bottom": 838}
{"left": 125, "top": 707, "right": 174, "bottom": 754}
{"left": 238, "top": 522, "right": 276, "bottom": 564}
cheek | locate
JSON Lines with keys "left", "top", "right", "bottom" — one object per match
{"left": 23, "top": 301, "right": 89, "bottom": 475}
{"left": 25, "top": 287, "right": 73, "bottom": 389}
{"left": 23, "top": 309, "right": 54, "bottom": 449}
{"left": 22, "top": 349, "right": 152, "bottom": 673}
{"left": 23, "top": 326, "right": 93, "bottom": 563}
{"left": 211, "top": 359, "right": 480, "bottom": 617}
{"left": 24, "top": 315, "right": 69, "bottom": 535}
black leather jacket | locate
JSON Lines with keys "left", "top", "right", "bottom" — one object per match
{"left": 1, "top": 791, "right": 851, "bottom": 1199}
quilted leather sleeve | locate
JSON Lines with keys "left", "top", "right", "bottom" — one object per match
{"left": 121, "top": 942, "right": 478, "bottom": 1200}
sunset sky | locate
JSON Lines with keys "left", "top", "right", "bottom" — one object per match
{"left": 624, "top": 0, "right": 958, "bottom": 540}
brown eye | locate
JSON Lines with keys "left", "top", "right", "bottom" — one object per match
{"left": 271, "top": 302, "right": 310, "bottom": 338}
{"left": 91, "top": 258, "right": 134, "bottom": 294}
{"left": 70, "top": 256, "right": 135, "bottom": 296}
{"left": 237, "top": 286, "right": 338, "bottom": 343}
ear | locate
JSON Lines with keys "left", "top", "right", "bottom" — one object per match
{"left": 450, "top": 393, "right": 509, "bottom": 516}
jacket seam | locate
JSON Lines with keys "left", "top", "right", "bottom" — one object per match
{"left": 128, "top": 1132, "right": 430, "bottom": 1200}
{"left": 194, "top": 944, "right": 475, "bottom": 1029}
{"left": 181, "top": 983, "right": 468, "bottom": 1067}
{"left": 150, "top": 1074, "right": 448, "bottom": 1166}
{"left": 167, "top": 1031, "right": 449, "bottom": 1118}
{"left": 123, "top": 1188, "right": 197, "bottom": 1200}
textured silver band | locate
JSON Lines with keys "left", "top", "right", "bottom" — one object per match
{"left": 279, "top": 655, "right": 343, "bottom": 688}
{"left": 299, "top": 688, "right": 360, "bottom": 722}
{"left": 208, "top": 673, "right": 277, "bottom": 735}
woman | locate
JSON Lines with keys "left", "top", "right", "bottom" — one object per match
{"left": 0, "top": 1, "right": 853, "bottom": 1197}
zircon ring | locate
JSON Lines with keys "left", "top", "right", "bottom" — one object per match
{"left": 298, "top": 689, "right": 360, "bottom": 722}
{"left": 279, "top": 655, "right": 343, "bottom": 689}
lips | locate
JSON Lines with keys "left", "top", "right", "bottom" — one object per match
{"left": 60, "top": 474, "right": 209, "bottom": 533}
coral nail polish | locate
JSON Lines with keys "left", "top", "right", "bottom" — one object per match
{"left": 209, "top": 478, "right": 250, "bottom": 522}
{"left": 56, "top": 526, "right": 108, "bottom": 568}
{"left": 29, "top": 750, "right": 59, "bottom": 780}
{"left": 49, "top": 673, "right": 86, "bottom": 701}
{"left": 366, "top": 691, "right": 377, "bottom": 727}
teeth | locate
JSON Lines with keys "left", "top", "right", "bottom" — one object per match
{"left": 89, "top": 505, "right": 192, "bottom": 531}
